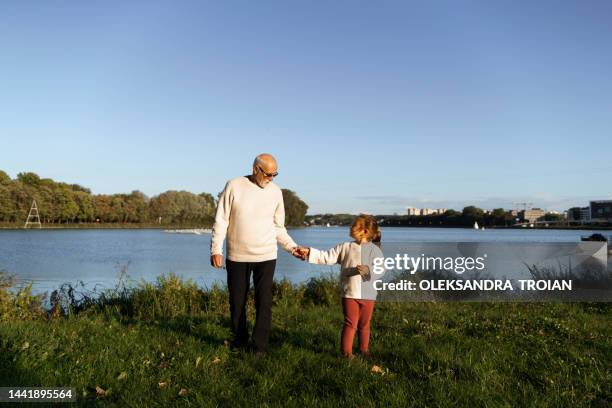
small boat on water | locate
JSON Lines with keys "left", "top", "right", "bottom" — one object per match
{"left": 580, "top": 234, "right": 612, "bottom": 256}
{"left": 473, "top": 222, "right": 479, "bottom": 230}
{"left": 164, "top": 228, "right": 211, "bottom": 235}
{"left": 580, "top": 233, "right": 611, "bottom": 242}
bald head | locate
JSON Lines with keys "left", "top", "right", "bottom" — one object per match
{"left": 253, "top": 153, "right": 277, "bottom": 169}
{"left": 251, "top": 153, "right": 278, "bottom": 188}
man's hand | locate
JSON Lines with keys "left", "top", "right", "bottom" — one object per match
{"left": 291, "top": 247, "right": 302, "bottom": 260}
{"left": 211, "top": 254, "right": 224, "bottom": 268}
{"left": 356, "top": 264, "right": 370, "bottom": 281}
{"left": 291, "top": 246, "right": 310, "bottom": 261}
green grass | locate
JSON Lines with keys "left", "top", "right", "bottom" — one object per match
{"left": 0, "top": 273, "right": 610, "bottom": 407}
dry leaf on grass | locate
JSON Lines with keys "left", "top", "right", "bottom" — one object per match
{"left": 371, "top": 365, "right": 391, "bottom": 376}
{"left": 178, "top": 388, "right": 188, "bottom": 397}
{"left": 158, "top": 381, "right": 168, "bottom": 389}
{"left": 212, "top": 357, "right": 221, "bottom": 364}
{"left": 95, "top": 386, "right": 106, "bottom": 397}
{"left": 195, "top": 356, "right": 202, "bottom": 368}
{"left": 117, "top": 372, "right": 128, "bottom": 381}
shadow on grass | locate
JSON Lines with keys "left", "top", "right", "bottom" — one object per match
{"left": 269, "top": 325, "right": 341, "bottom": 355}
{"left": 127, "top": 315, "right": 234, "bottom": 347}
{"left": 137, "top": 314, "right": 340, "bottom": 356}
{"left": 0, "top": 350, "right": 42, "bottom": 387}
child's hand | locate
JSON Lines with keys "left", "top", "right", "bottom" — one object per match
{"left": 356, "top": 264, "right": 370, "bottom": 281}
{"left": 300, "top": 247, "right": 310, "bottom": 260}
{"left": 292, "top": 246, "right": 310, "bottom": 261}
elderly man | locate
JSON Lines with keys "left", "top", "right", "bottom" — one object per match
{"left": 210, "top": 153, "right": 302, "bottom": 357}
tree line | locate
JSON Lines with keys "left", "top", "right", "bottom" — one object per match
{"left": 377, "top": 207, "right": 519, "bottom": 228}
{"left": 0, "top": 171, "right": 308, "bottom": 227}
{"left": 306, "top": 206, "right": 563, "bottom": 228}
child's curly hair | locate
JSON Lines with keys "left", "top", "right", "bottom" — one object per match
{"left": 372, "top": 229, "right": 382, "bottom": 247}
{"left": 350, "top": 214, "right": 380, "bottom": 242}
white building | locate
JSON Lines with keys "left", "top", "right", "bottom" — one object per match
{"left": 407, "top": 207, "right": 448, "bottom": 216}
{"left": 406, "top": 207, "right": 420, "bottom": 216}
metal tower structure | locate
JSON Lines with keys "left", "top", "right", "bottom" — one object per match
{"left": 24, "top": 199, "right": 42, "bottom": 229}
{"left": 513, "top": 202, "right": 533, "bottom": 212}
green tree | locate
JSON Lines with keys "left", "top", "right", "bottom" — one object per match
{"left": 54, "top": 186, "right": 79, "bottom": 222}
{"left": 149, "top": 191, "right": 181, "bottom": 224}
{"left": 0, "top": 170, "right": 11, "bottom": 186}
{"left": 198, "top": 192, "right": 216, "bottom": 224}
{"left": 443, "top": 209, "right": 460, "bottom": 217}
{"left": 74, "top": 191, "right": 95, "bottom": 222}
{"left": 544, "top": 213, "right": 563, "bottom": 222}
{"left": 69, "top": 184, "right": 91, "bottom": 194}
{"left": 123, "top": 191, "right": 149, "bottom": 223}
{"left": 148, "top": 190, "right": 216, "bottom": 225}
{"left": 35, "top": 180, "right": 56, "bottom": 223}
{"left": 282, "top": 189, "right": 308, "bottom": 227}
{"left": 0, "top": 185, "right": 15, "bottom": 221}
{"left": 10, "top": 181, "right": 33, "bottom": 222}
{"left": 93, "top": 195, "right": 113, "bottom": 222}
{"left": 17, "top": 172, "right": 41, "bottom": 187}
{"left": 462, "top": 206, "right": 484, "bottom": 223}
{"left": 110, "top": 195, "right": 126, "bottom": 223}
{"left": 491, "top": 208, "right": 506, "bottom": 218}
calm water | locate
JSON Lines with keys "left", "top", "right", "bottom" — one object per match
{"left": 0, "top": 227, "right": 607, "bottom": 295}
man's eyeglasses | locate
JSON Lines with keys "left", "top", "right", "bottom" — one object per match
{"left": 258, "top": 166, "right": 278, "bottom": 178}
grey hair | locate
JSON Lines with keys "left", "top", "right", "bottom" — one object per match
{"left": 253, "top": 156, "right": 265, "bottom": 167}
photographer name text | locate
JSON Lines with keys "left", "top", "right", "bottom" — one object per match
{"left": 374, "top": 279, "right": 572, "bottom": 291}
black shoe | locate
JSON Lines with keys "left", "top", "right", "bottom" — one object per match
{"left": 229, "top": 340, "right": 248, "bottom": 352}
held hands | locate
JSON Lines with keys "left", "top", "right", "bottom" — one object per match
{"left": 356, "top": 264, "right": 371, "bottom": 281}
{"left": 291, "top": 246, "right": 310, "bottom": 261}
{"left": 213, "top": 248, "right": 308, "bottom": 267}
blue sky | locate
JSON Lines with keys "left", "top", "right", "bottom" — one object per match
{"left": 1, "top": 1, "right": 611, "bottom": 214}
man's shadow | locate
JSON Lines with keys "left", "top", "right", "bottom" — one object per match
{"left": 117, "top": 315, "right": 234, "bottom": 347}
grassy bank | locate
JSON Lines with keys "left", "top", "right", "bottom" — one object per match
{"left": 0, "top": 273, "right": 610, "bottom": 407}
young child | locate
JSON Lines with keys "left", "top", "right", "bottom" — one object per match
{"left": 298, "top": 214, "right": 383, "bottom": 359}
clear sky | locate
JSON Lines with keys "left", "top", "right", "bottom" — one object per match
{"left": 1, "top": 1, "right": 611, "bottom": 214}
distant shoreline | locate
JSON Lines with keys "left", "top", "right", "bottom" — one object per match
{"left": 308, "top": 224, "right": 612, "bottom": 231}
{"left": 1, "top": 223, "right": 611, "bottom": 232}
{"left": 0, "top": 223, "right": 211, "bottom": 230}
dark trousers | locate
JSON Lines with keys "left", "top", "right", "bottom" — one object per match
{"left": 226, "top": 258, "right": 276, "bottom": 352}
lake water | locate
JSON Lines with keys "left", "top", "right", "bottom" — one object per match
{"left": 0, "top": 227, "right": 608, "bottom": 295}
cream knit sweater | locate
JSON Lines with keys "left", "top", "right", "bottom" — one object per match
{"left": 210, "top": 176, "right": 297, "bottom": 262}
{"left": 308, "top": 241, "right": 383, "bottom": 300}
